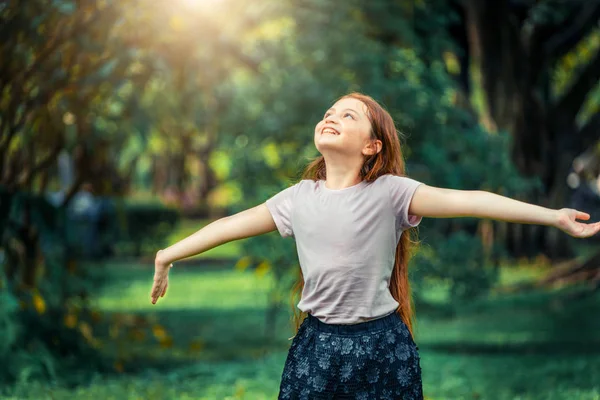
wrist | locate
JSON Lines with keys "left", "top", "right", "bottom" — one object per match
{"left": 155, "top": 250, "right": 172, "bottom": 268}
{"left": 552, "top": 209, "right": 566, "bottom": 229}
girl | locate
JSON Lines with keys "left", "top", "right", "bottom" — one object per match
{"left": 150, "top": 93, "right": 600, "bottom": 399}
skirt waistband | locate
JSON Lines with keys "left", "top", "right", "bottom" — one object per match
{"left": 306, "top": 311, "right": 401, "bottom": 335}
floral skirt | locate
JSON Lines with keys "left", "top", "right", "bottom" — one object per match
{"left": 278, "top": 311, "right": 423, "bottom": 399}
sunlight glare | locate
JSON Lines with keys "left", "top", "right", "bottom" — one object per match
{"left": 181, "top": 0, "right": 222, "bottom": 7}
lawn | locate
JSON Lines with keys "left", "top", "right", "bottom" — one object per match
{"left": 4, "top": 260, "right": 600, "bottom": 400}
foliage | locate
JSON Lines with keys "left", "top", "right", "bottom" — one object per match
{"left": 5, "top": 0, "right": 595, "bottom": 388}
{"left": 414, "top": 231, "right": 502, "bottom": 302}
{"left": 1, "top": 0, "right": 147, "bottom": 380}
{"left": 109, "top": 202, "right": 180, "bottom": 258}
{"left": 2, "top": 0, "right": 536, "bottom": 330}
{"left": 459, "top": 1, "right": 600, "bottom": 259}
{"left": 0, "top": 0, "right": 154, "bottom": 197}
{"left": 0, "top": 186, "right": 111, "bottom": 385}
{"left": 217, "top": 0, "right": 534, "bottom": 319}
{"left": 0, "top": 0, "right": 172, "bottom": 384}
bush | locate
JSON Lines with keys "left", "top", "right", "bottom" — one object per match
{"left": 110, "top": 202, "right": 180, "bottom": 258}
{"left": 63, "top": 198, "right": 181, "bottom": 259}
{"left": 0, "top": 186, "right": 111, "bottom": 386}
{"left": 413, "top": 230, "right": 503, "bottom": 303}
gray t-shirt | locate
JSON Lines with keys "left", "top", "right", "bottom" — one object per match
{"left": 265, "top": 174, "right": 423, "bottom": 324}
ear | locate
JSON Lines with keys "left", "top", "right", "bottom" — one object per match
{"left": 363, "top": 139, "right": 382, "bottom": 156}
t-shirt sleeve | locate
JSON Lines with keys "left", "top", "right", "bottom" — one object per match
{"left": 265, "top": 182, "right": 299, "bottom": 238}
{"left": 387, "top": 175, "right": 424, "bottom": 230}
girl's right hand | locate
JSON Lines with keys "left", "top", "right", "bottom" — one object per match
{"left": 151, "top": 250, "right": 172, "bottom": 305}
{"left": 555, "top": 208, "right": 600, "bottom": 238}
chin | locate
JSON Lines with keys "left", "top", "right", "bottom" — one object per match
{"left": 315, "top": 132, "right": 346, "bottom": 151}
{"left": 315, "top": 146, "right": 347, "bottom": 159}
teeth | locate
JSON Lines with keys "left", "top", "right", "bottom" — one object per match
{"left": 323, "top": 128, "right": 338, "bottom": 135}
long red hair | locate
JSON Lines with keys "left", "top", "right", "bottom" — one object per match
{"left": 290, "top": 92, "right": 420, "bottom": 337}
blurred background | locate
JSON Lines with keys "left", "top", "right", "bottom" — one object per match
{"left": 1, "top": 0, "right": 600, "bottom": 398}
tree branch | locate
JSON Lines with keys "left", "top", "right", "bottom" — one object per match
{"left": 15, "top": 8, "right": 102, "bottom": 87}
{"left": 544, "top": 2, "right": 600, "bottom": 61}
{"left": 0, "top": 8, "right": 24, "bottom": 91}
{"left": 2, "top": 147, "right": 23, "bottom": 189}
{"left": 0, "top": 73, "right": 67, "bottom": 174}
{"left": 18, "top": 140, "right": 64, "bottom": 187}
{"left": 552, "top": 47, "right": 600, "bottom": 125}
{"left": 0, "top": 116, "right": 25, "bottom": 176}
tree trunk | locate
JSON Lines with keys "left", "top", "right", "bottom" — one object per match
{"left": 462, "top": 0, "right": 600, "bottom": 261}
{"left": 198, "top": 158, "right": 218, "bottom": 201}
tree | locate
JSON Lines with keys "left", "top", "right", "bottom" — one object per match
{"left": 126, "top": 0, "right": 264, "bottom": 209}
{"left": 0, "top": 0, "right": 156, "bottom": 199}
{"left": 450, "top": 0, "right": 600, "bottom": 259}
{"left": 0, "top": 0, "right": 156, "bottom": 383}
{"left": 0, "top": 0, "right": 292, "bottom": 379}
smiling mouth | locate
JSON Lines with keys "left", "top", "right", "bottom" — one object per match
{"left": 321, "top": 127, "right": 340, "bottom": 135}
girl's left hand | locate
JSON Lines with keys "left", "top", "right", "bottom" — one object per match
{"left": 151, "top": 250, "right": 172, "bottom": 305}
{"left": 555, "top": 208, "right": 600, "bottom": 238}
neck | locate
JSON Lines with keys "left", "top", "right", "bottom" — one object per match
{"left": 322, "top": 153, "right": 363, "bottom": 190}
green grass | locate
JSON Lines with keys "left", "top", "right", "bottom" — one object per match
{"left": 5, "top": 261, "right": 600, "bottom": 399}
{"left": 96, "top": 262, "right": 271, "bottom": 312}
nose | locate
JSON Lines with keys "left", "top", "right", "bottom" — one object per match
{"left": 324, "top": 113, "right": 338, "bottom": 124}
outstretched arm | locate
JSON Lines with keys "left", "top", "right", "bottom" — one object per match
{"left": 408, "top": 185, "right": 600, "bottom": 238}
{"left": 155, "top": 203, "right": 277, "bottom": 266}
{"left": 150, "top": 203, "right": 277, "bottom": 304}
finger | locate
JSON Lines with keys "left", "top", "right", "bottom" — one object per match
{"left": 582, "top": 222, "right": 600, "bottom": 238}
{"left": 576, "top": 211, "right": 591, "bottom": 221}
{"left": 151, "top": 280, "right": 160, "bottom": 296}
{"left": 151, "top": 281, "right": 163, "bottom": 304}
{"left": 161, "top": 283, "right": 168, "bottom": 297}
{"left": 151, "top": 283, "right": 157, "bottom": 303}
{"left": 154, "top": 284, "right": 164, "bottom": 303}
{"left": 582, "top": 221, "right": 600, "bottom": 237}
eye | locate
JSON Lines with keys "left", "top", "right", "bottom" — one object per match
{"left": 344, "top": 113, "right": 355, "bottom": 120}
{"left": 323, "top": 112, "right": 331, "bottom": 119}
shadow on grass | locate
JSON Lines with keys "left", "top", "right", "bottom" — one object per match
{"left": 95, "top": 307, "right": 294, "bottom": 377}
{"left": 421, "top": 340, "right": 600, "bottom": 355}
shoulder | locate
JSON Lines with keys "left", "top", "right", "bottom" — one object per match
{"left": 372, "top": 173, "right": 401, "bottom": 188}
{"left": 373, "top": 174, "right": 424, "bottom": 198}
{"left": 375, "top": 173, "right": 411, "bottom": 181}
{"left": 295, "top": 179, "right": 319, "bottom": 191}
{"left": 279, "top": 179, "right": 317, "bottom": 197}
{"left": 298, "top": 178, "right": 316, "bottom": 186}
{"left": 279, "top": 179, "right": 314, "bottom": 190}
{"left": 376, "top": 173, "right": 421, "bottom": 186}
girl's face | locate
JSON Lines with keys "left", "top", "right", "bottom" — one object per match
{"left": 314, "top": 97, "right": 378, "bottom": 158}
